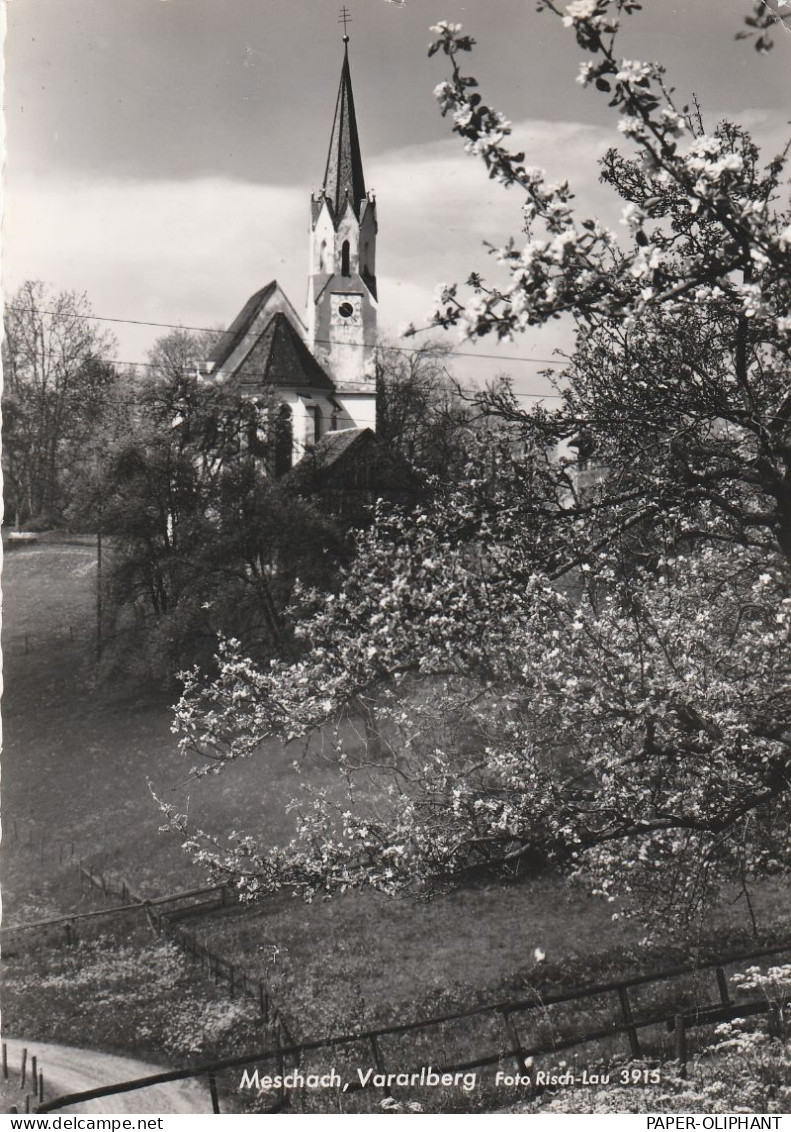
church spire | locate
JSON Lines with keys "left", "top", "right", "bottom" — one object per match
{"left": 322, "top": 35, "right": 367, "bottom": 219}
{"left": 307, "top": 13, "right": 378, "bottom": 426}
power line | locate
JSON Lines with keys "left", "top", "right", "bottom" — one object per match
{"left": 0, "top": 347, "right": 564, "bottom": 402}
{"left": 8, "top": 303, "right": 790, "bottom": 421}
{"left": 6, "top": 353, "right": 563, "bottom": 401}
{"left": 5, "top": 304, "right": 567, "bottom": 368}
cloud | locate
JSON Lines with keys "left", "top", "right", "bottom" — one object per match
{"left": 6, "top": 106, "right": 787, "bottom": 377}
{"left": 4, "top": 176, "right": 308, "bottom": 362}
{"left": 5, "top": 116, "right": 616, "bottom": 360}
{"left": 370, "top": 117, "right": 621, "bottom": 293}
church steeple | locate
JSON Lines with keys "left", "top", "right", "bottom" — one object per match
{"left": 307, "top": 19, "right": 378, "bottom": 431}
{"left": 322, "top": 42, "right": 367, "bottom": 220}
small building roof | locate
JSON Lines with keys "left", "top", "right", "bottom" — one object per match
{"left": 282, "top": 427, "right": 424, "bottom": 496}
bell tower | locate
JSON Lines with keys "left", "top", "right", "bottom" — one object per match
{"left": 307, "top": 15, "right": 377, "bottom": 431}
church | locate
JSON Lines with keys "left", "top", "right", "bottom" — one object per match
{"left": 202, "top": 33, "right": 378, "bottom": 474}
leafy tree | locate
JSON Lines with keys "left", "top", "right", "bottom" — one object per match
{"left": 375, "top": 341, "right": 473, "bottom": 479}
{"left": 83, "top": 330, "right": 345, "bottom": 681}
{"left": 2, "top": 280, "right": 118, "bottom": 527}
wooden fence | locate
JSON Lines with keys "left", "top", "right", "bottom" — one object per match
{"left": 6, "top": 821, "right": 789, "bottom": 1113}
{"left": 2, "top": 1042, "right": 46, "bottom": 1114}
{"left": 34, "top": 938, "right": 791, "bottom": 1115}
{"left": 2, "top": 857, "right": 294, "bottom": 1051}
{"left": 76, "top": 864, "right": 293, "bottom": 1041}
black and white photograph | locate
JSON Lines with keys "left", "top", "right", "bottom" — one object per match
{"left": 2, "top": 0, "right": 791, "bottom": 1120}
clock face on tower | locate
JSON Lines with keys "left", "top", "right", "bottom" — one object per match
{"left": 330, "top": 293, "right": 363, "bottom": 327}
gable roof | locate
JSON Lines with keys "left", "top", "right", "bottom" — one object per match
{"left": 236, "top": 312, "right": 336, "bottom": 392}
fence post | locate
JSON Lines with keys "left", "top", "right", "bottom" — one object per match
{"left": 3, "top": 1041, "right": 7, "bottom": 1079}
{"left": 275, "top": 1028, "right": 288, "bottom": 1109}
{"left": 369, "top": 1034, "right": 391, "bottom": 1099}
{"left": 499, "top": 1009, "right": 530, "bottom": 1077}
{"left": 20, "top": 1048, "right": 27, "bottom": 1090}
{"left": 259, "top": 981, "right": 269, "bottom": 1026}
{"left": 208, "top": 1074, "right": 221, "bottom": 1114}
{"left": 617, "top": 985, "right": 642, "bottom": 1059}
{"left": 31, "top": 1058, "right": 37, "bottom": 1092}
{"left": 144, "top": 902, "right": 159, "bottom": 937}
{"left": 715, "top": 966, "right": 731, "bottom": 1007}
{"left": 39, "top": 1071, "right": 44, "bottom": 1104}
{"left": 673, "top": 1014, "right": 687, "bottom": 1078}
{"left": 767, "top": 1004, "right": 783, "bottom": 1039}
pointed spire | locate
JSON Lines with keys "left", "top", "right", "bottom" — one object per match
{"left": 322, "top": 40, "right": 367, "bottom": 219}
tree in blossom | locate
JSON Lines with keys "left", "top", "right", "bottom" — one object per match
{"left": 159, "top": 5, "right": 791, "bottom": 931}
{"left": 164, "top": 443, "right": 791, "bottom": 928}
{"left": 426, "top": 4, "right": 791, "bottom": 569}
{"left": 738, "top": 0, "right": 791, "bottom": 54}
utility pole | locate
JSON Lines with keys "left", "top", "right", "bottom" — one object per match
{"left": 96, "top": 529, "right": 103, "bottom": 661}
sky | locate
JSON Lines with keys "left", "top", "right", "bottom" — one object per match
{"left": 3, "top": 0, "right": 790, "bottom": 399}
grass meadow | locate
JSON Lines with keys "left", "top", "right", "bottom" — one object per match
{"left": 2, "top": 538, "right": 789, "bottom": 1098}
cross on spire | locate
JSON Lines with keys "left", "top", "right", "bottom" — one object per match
{"left": 338, "top": 5, "right": 352, "bottom": 42}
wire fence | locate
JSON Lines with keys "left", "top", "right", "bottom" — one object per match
{"left": 3, "top": 624, "right": 89, "bottom": 654}
{"left": 76, "top": 864, "right": 291, "bottom": 1039}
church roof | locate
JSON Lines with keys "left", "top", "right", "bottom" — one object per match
{"left": 238, "top": 312, "right": 336, "bottom": 392}
{"left": 207, "top": 281, "right": 278, "bottom": 371}
{"left": 322, "top": 44, "right": 367, "bottom": 219}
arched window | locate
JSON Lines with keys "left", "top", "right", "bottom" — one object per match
{"left": 341, "top": 240, "right": 350, "bottom": 277}
{"left": 274, "top": 404, "right": 293, "bottom": 477}
{"left": 319, "top": 239, "right": 327, "bottom": 272}
{"left": 362, "top": 241, "right": 369, "bottom": 274}
{"left": 307, "top": 405, "right": 323, "bottom": 446}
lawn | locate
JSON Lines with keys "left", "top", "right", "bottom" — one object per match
{"left": 1, "top": 541, "right": 347, "bottom": 914}
{"left": 2, "top": 539, "right": 789, "bottom": 1101}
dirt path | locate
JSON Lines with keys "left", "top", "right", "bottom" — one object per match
{"left": 3, "top": 1038, "right": 210, "bottom": 1114}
